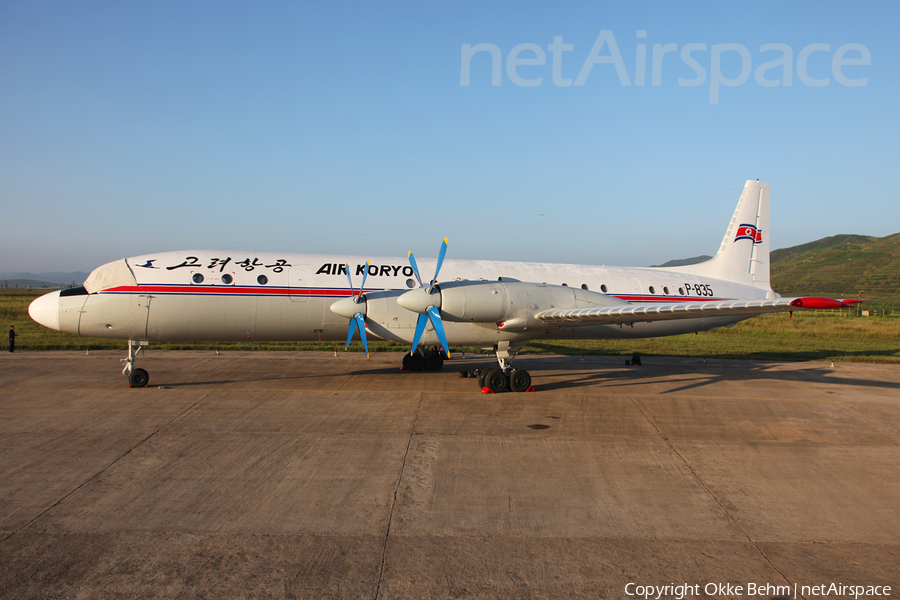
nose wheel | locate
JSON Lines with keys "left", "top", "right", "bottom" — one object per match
{"left": 122, "top": 340, "right": 150, "bottom": 388}
{"left": 128, "top": 368, "right": 149, "bottom": 388}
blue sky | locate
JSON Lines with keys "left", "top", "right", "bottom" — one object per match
{"left": 2, "top": 1, "right": 896, "bottom": 272}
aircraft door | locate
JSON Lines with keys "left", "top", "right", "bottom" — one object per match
{"left": 79, "top": 292, "right": 150, "bottom": 339}
{"left": 289, "top": 266, "right": 310, "bottom": 302}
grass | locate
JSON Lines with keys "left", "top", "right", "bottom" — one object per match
{"left": 522, "top": 311, "right": 900, "bottom": 363}
{"left": 5, "top": 290, "right": 900, "bottom": 363}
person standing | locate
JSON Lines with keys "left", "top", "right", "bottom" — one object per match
{"left": 8, "top": 325, "right": 15, "bottom": 352}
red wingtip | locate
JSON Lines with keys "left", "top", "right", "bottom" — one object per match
{"left": 790, "top": 297, "right": 861, "bottom": 310}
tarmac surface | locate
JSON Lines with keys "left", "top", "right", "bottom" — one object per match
{"left": 1, "top": 349, "right": 898, "bottom": 599}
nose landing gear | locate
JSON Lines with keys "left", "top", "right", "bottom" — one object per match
{"left": 122, "top": 340, "right": 150, "bottom": 388}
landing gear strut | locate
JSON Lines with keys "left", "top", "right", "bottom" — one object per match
{"left": 122, "top": 339, "right": 150, "bottom": 388}
{"left": 463, "top": 341, "right": 533, "bottom": 393}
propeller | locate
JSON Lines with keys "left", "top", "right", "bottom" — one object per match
{"left": 340, "top": 261, "right": 369, "bottom": 357}
{"left": 400, "top": 239, "right": 450, "bottom": 358}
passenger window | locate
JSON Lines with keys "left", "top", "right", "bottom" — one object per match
{"left": 581, "top": 284, "right": 589, "bottom": 290}
{"left": 649, "top": 286, "right": 655, "bottom": 294}
{"left": 257, "top": 275, "right": 268, "bottom": 285}
{"left": 601, "top": 284, "right": 608, "bottom": 293}
{"left": 222, "top": 274, "right": 233, "bottom": 285}
{"left": 192, "top": 273, "right": 204, "bottom": 284}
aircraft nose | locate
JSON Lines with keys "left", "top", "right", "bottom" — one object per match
{"left": 29, "top": 290, "right": 61, "bottom": 331}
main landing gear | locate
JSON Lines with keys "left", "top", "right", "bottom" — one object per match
{"left": 458, "top": 341, "right": 534, "bottom": 393}
{"left": 399, "top": 341, "right": 534, "bottom": 393}
{"left": 401, "top": 347, "right": 446, "bottom": 372}
{"left": 122, "top": 339, "right": 150, "bottom": 388}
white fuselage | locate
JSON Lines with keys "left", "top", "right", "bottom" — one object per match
{"left": 44, "top": 250, "right": 765, "bottom": 348}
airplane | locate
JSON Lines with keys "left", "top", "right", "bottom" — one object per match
{"left": 28, "top": 180, "right": 859, "bottom": 392}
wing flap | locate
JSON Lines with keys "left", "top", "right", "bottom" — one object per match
{"left": 536, "top": 297, "right": 859, "bottom": 325}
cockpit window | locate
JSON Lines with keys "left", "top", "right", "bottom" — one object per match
{"left": 60, "top": 286, "right": 89, "bottom": 297}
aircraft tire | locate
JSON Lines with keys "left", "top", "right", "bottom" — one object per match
{"left": 425, "top": 352, "right": 444, "bottom": 371}
{"left": 409, "top": 353, "right": 426, "bottom": 372}
{"left": 128, "top": 368, "right": 149, "bottom": 388}
{"left": 477, "top": 369, "right": 492, "bottom": 387}
{"left": 484, "top": 369, "right": 508, "bottom": 393}
{"left": 402, "top": 353, "right": 411, "bottom": 369}
{"left": 509, "top": 369, "right": 531, "bottom": 392}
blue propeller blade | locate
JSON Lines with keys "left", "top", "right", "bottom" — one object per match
{"left": 344, "top": 260, "right": 370, "bottom": 302}
{"left": 407, "top": 251, "right": 423, "bottom": 287}
{"left": 430, "top": 238, "right": 448, "bottom": 291}
{"left": 344, "top": 262, "right": 354, "bottom": 297}
{"left": 343, "top": 261, "right": 370, "bottom": 357}
{"left": 406, "top": 239, "right": 451, "bottom": 356}
{"left": 359, "top": 260, "right": 369, "bottom": 298}
{"left": 345, "top": 312, "right": 370, "bottom": 357}
{"left": 426, "top": 305, "right": 450, "bottom": 358}
{"left": 410, "top": 313, "right": 428, "bottom": 355}
{"left": 354, "top": 312, "right": 369, "bottom": 357}
{"left": 345, "top": 315, "right": 359, "bottom": 349}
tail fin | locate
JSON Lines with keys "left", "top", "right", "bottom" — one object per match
{"left": 675, "top": 180, "right": 771, "bottom": 290}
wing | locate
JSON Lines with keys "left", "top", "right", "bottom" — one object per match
{"left": 536, "top": 297, "right": 861, "bottom": 326}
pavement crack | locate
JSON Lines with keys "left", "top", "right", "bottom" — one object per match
{"left": 627, "top": 395, "right": 798, "bottom": 594}
{"left": 372, "top": 391, "right": 424, "bottom": 600}
{"left": 0, "top": 392, "right": 211, "bottom": 546}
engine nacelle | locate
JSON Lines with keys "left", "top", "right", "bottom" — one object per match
{"left": 438, "top": 280, "right": 508, "bottom": 322}
{"left": 437, "top": 280, "right": 629, "bottom": 328}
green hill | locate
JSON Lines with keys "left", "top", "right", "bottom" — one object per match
{"left": 770, "top": 234, "right": 876, "bottom": 263}
{"left": 771, "top": 232, "right": 900, "bottom": 309}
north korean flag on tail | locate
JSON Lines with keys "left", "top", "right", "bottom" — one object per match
{"left": 734, "top": 223, "right": 763, "bottom": 244}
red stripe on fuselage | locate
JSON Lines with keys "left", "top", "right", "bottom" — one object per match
{"left": 612, "top": 295, "right": 729, "bottom": 303}
{"left": 101, "top": 285, "right": 360, "bottom": 297}
{"left": 98, "top": 286, "right": 732, "bottom": 303}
